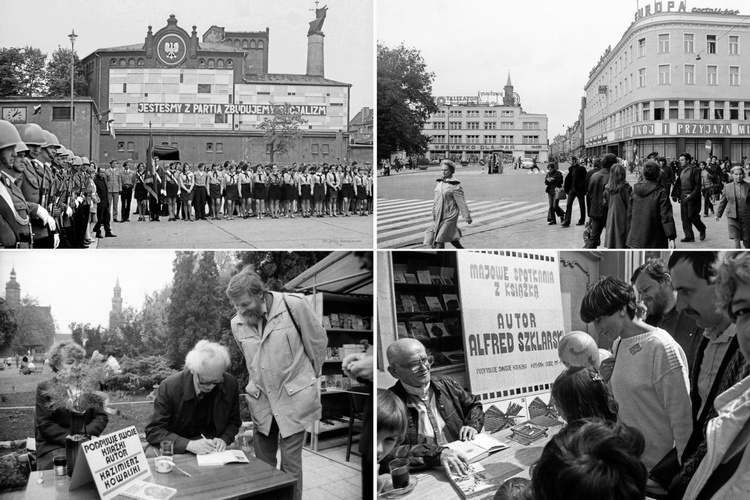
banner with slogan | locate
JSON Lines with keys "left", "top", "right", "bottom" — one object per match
{"left": 69, "top": 425, "right": 152, "bottom": 500}
{"left": 137, "top": 102, "right": 327, "bottom": 115}
{"left": 456, "top": 251, "right": 565, "bottom": 404}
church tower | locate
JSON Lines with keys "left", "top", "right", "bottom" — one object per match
{"left": 503, "top": 71, "right": 516, "bottom": 106}
{"left": 109, "top": 278, "right": 123, "bottom": 332}
{"left": 5, "top": 267, "right": 21, "bottom": 309}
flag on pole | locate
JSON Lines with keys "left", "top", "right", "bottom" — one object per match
{"left": 143, "top": 123, "right": 159, "bottom": 201}
{"left": 108, "top": 120, "right": 116, "bottom": 139}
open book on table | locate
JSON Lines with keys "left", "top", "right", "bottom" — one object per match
{"left": 120, "top": 480, "right": 177, "bottom": 500}
{"left": 196, "top": 449, "right": 250, "bottom": 466}
{"left": 444, "top": 432, "right": 510, "bottom": 463}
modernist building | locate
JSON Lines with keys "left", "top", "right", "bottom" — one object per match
{"left": 423, "top": 74, "right": 549, "bottom": 163}
{"left": 348, "top": 106, "right": 373, "bottom": 165}
{"left": 583, "top": 2, "right": 750, "bottom": 162}
{"left": 66, "top": 10, "right": 353, "bottom": 164}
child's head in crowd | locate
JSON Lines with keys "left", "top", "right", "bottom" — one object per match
{"left": 376, "top": 389, "right": 408, "bottom": 462}
{"left": 552, "top": 366, "right": 619, "bottom": 423}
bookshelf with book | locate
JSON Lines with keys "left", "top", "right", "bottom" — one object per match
{"left": 391, "top": 251, "right": 466, "bottom": 375}
{"left": 309, "top": 291, "right": 373, "bottom": 450}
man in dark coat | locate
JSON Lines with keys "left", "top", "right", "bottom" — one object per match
{"left": 92, "top": 166, "right": 116, "bottom": 238}
{"left": 584, "top": 153, "right": 616, "bottom": 248}
{"left": 674, "top": 153, "right": 706, "bottom": 242}
{"left": 145, "top": 340, "right": 241, "bottom": 455}
{"left": 658, "top": 157, "right": 674, "bottom": 199}
{"left": 562, "top": 156, "right": 587, "bottom": 227}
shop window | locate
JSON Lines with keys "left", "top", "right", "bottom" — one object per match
{"left": 127, "top": 142, "right": 134, "bottom": 152}
{"left": 216, "top": 143, "right": 223, "bottom": 153}
{"left": 214, "top": 114, "right": 227, "bottom": 124}
{"left": 729, "top": 35, "right": 739, "bottom": 55}
{"left": 707, "top": 35, "right": 716, "bottom": 54}
{"left": 118, "top": 142, "right": 125, "bottom": 152}
{"left": 684, "top": 33, "right": 694, "bottom": 53}
{"left": 658, "top": 34, "right": 670, "bottom": 53}
{"left": 198, "top": 84, "right": 211, "bottom": 94}
{"left": 206, "top": 143, "right": 213, "bottom": 152}
{"left": 52, "top": 106, "right": 75, "bottom": 120}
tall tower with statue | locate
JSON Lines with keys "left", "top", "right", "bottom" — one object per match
{"left": 109, "top": 278, "right": 123, "bottom": 333}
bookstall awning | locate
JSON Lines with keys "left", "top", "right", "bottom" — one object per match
{"left": 284, "top": 251, "right": 372, "bottom": 295}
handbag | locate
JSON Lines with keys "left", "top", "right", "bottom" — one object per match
{"left": 582, "top": 221, "right": 592, "bottom": 243}
{"left": 555, "top": 187, "right": 566, "bottom": 201}
{"left": 423, "top": 225, "right": 436, "bottom": 247}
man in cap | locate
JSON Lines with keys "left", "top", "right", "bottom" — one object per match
{"left": 0, "top": 120, "right": 58, "bottom": 248}
{"left": 72, "top": 157, "right": 91, "bottom": 247}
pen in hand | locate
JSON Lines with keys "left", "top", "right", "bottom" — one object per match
{"left": 201, "top": 434, "right": 216, "bottom": 452}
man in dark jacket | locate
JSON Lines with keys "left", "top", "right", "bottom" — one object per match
{"left": 145, "top": 340, "right": 241, "bottom": 455}
{"left": 626, "top": 161, "right": 677, "bottom": 249}
{"left": 675, "top": 153, "right": 706, "bottom": 242}
{"left": 584, "top": 153, "right": 616, "bottom": 248}
{"left": 381, "top": 338, "right": 484, "bottom": 477}
{"left": 658, "top": 157, "right": 674, "bottom": 199}
{"left": 562, "top": 157, "right": 587, "bottom": 227}
{"left": 92, "top": 166, "right": 116, "bottom": 238}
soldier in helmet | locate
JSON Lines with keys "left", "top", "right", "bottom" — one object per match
{"left": 17, "top": 123, "right": 54, "bottom": 247}
{"left": 0, "top": 120, "right": 58, "bottom": 248}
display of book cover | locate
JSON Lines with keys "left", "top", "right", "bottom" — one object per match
{"left": 483, "top": 403, "right": 525, "bottom": 433}
{"left": 448, "top": 463, "right": 524, "bottom": 500}
{"left": 507, "top": 421, "right": 549, "bottom": 446}
{"left": 322, "top": 314, "right": 371, "bottom": 330}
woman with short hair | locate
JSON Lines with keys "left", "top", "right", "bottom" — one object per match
{"left": 716, "top": 166, "right": 750, "bottom": 249}
{"left": 208, "top": 164, "right": 223, "bottom": 220}
{"left": 239, "top": 162, "right": 253, "bottom": 219}
{"left": 165, "top": 163, "right": 180, "bottom": 221}
{"left": 134, "top": 162, "right": 149, "bottom": 221}
{"left": 253, "top": 164, "right": 267, "bottom": 220}
{"left": 179, "top": 163, "right": 195, "bottom": 221}
{"left": 224, "top": 163, "right": 239, "bottom": 220}
{"left": 627, "top": 160, "right": 676, "bottom": 248}
{"left": 427, "top": 159, "right": 472, "bottom": 248}
{"left": 604, "top": 163, "right": 632, "bottom": 248}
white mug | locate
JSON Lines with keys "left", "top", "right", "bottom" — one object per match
{"left": 155, "top": 457, "right": 174, "bottom": 473}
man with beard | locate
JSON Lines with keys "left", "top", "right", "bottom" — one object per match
{"left": 0, "top": 120, "right": 58, "bottom": 248}
{"left": 92, "top": 166, "right": 116, "bottom": 239}
{"left": 667, "top": 251, "right": 749, "bottom": 496}
{"left": 381, "top": 338, "right": 481, "bottom": 478}
{"left": 631, "top": 259, "right": 703, "bottom": 371}
{"left": 226, "top": 268, "right": 327, "bottom": 500}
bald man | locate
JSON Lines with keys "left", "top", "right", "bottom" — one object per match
{"left": 380, "top": 339, "right": 484, "bottom": 477}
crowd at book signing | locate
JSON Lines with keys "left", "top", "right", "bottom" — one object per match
{"left": 376, "top": 250, "right": 750, "bottom": 500}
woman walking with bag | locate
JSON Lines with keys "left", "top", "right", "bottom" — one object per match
{"left": 426, "top": 159, "right": 472, "bottom": 248}
{"left": 545, "top": 163, "right": 565, "bottom": 225}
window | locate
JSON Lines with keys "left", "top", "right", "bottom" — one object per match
{"left": 449, "top": 135, "right": 461, "bottom": 144}
{"left": 180, "top": 73, "right": 184, "bottom": 83}
{"left": 287, "top": 92, "right": 296, "bottom": 96}
{"left": 122, "top": 83, "right": 127, "bottom": 93}
{"left": 685, "top": 101, "right": 695, "bottom": 119}
{"left": 684, "top": 33, "right": 694, "bottom": 53}
{"left": 466, "top": 135, "right": 479, "bottom": 144}
{"left": 500, "top": 122, "right": 514, "bottom": 129}
{"left": 484, "top": 135, "right": 496, "bottom": 143}
{"left": 117, "top": 142, "right": 125, "bottom": 152}
{"left": 700, "top": 101, "right": 710, "bottom": 120}
{"left": 311, "top": 144, "right": 319, "bottom": 154}
{"left": 658, "top": 34, "right": 670, "bottom": 53}
{"left": 208, "top": 59, "right": 215, "bottom": 69}
{"left": 215, "top": 114, "right": 227, "bottom": 124}
{"left": 450, "top": 110, "right": 462, "bottom": 117}
{"left": 206, "top": 143, "right": 213, "bottom": 152}
{"left": 714, "top": 102, "right": 724, "bottom": 120}
{"left": 707, "top": 35, "right": 716, "bottom": 54}
{"left": 466, "top": 122, "right": 479, "bottom": 130}
{"left": 217, "top": 59, "right": 224, "bottom": 69}
{"left": 642, "top": 102, "right": 650, "bottom": 121}
{"left": 267, "top": 144, "right": 274, "bottom": 154}
{"left": 52, "top": 106, "right": 74, "bottom": 120}
{"left": 684, "top": 64, "right": 695, "bottom": 85}
{"left": 523, "top": 122, "right": 539, "bottom": 130}
{"left": 484, "top": 110, "right": 497, "bottom": 117}
{"left": 638, "top": 68, "right": 646, "bottom": 88}
{"left": 484, "top": 122, "right": 496, "bottom": 129}
{"left": 729, "top": 35, "right": 739, "bottom": 55}
{"left": 127, "top": 142, "right": 134, "bottom": 152}
{"left": 658, "top": 65, "right": 670, "bottom": 85}
{"left": 745, "top": 102, "right": 750, "bottom": 120}
{"left": 522, "top": 135, "right": 539, "bottom": 144}
{"left": 199, "top": 59, "right": 206, "bottom": 68}
{"left": 216, "top": 143, "right": 223, "bottom": 153}
{"left": 654, "top": 103, "right": 665, "bottom": 120}
{"left": 730, "top": 66, "right": 740, "bottom": 86}
{"left": 433, "top": 122, "right": 445, "bottom": 129}
{"left": 449, "top": 122, "right": 461, "bottom": 130}
{"left": 669, "top": 100, "right": 679, "bottom": 119}
{"left": 501, "top": 110, "right": 514, "bottom": 116}
{"left": 431, "top": 135, "right": 445, "bottom": 143}
{"left": 198, "top": 84, "right": 211, "bottom": 93}
{"left": 730, "top": 102, "right": 739, "bottom": 120}
{"left": 638, "top": 38, "right": 646, "bottom": 57}
{"left": 466, "top": 110, "right": 479, "bottom": 117}
{"left": 707, "top": 65, "right": 718, "bottom": 85}
{"left": 500, "top": 135, "right": 513, "bottom": 144}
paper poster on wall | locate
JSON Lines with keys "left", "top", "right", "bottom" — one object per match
{"left": 457, "top": 251, "right": 565, "bottom": 404}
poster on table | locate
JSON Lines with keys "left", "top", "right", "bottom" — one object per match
{"left": 69, "top": 425, "right": 152, "bottom": 500}
{"left": 457, "top": 251, "right": 565, "bottom": 405}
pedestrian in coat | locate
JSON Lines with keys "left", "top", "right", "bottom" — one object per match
{"left": 584, "top": 154, "right": 616, "bottom": 248}
{"left": 674, "top": 153, "right": 706, "bottom": 242}
{"left": 603, "top": 163, "right": 631, "bottom": 248}
{"left": 626, "top": 161, "right": 677, "bottom": 248}
{"left": 562, "top": 157, "right": 587, "bottom": 227}
{"left": 426, "top": 160, "right": 472, "bottom": 248}
{"left": 716, "top": 166, "right": 750, "bottom": 249}
{"left": 545, "top": 163, "right": 565, "bottom": 225}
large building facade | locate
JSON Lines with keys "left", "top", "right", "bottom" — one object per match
{"left": 584, "top": 2, "right": 750, "bottom": 162}
{"left": 77, "top": 12, "right": 352, "bottom": 164}
{"left": 423, "top": 74, "right": 549, "bottom": 163}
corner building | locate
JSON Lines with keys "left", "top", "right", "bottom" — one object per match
{"left": 584, "top": 3, "right": 750, "bottom": 161}
{"left": 81, "top": 14, "right": 351, "bottom": 164}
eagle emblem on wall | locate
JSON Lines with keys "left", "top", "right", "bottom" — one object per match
{"left": 164, "top": 42, "right": 180, "bottom": 59}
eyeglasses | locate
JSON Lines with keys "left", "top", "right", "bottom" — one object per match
{"left": 394, "top": 356, "right": 434, "bottom": 373}
{"left": 197, "top": 375, "right": 223, "bottom": 386}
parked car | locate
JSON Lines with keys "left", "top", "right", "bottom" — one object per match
{"left": 521, "top": 156, "right": 540, "bottom": 172}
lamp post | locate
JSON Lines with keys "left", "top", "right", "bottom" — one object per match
{"left": 68, "top": 30, "right": 78, "bottom": 150}
{"left": 445, "top": 103, "right": 451, "bottom": 161}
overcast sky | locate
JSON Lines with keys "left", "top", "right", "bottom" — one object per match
{"left": 377, "top": 0, "right": 748, "bottom": 137}
{"left": 2, "top": 0, "right": 373, "bottom": 114}
{"left": 0, "top": 251, "right": 176, "bottom": 333}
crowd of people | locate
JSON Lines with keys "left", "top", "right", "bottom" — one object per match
{"left": 377, "top": 251, "right": 750, "bottom": 500}
{"left": 0, "top": 119, "right": 373, "bottom": 249}
{"left": 547, "top": 151, "right": 750, "bottom": 249}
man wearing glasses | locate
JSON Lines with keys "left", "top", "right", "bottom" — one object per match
{"left": 382, "top": 338, "right": 484, "bottom": 477}
{"left": 226, "top": 268, "right": 327, "bottom": 500}
{"left": 145, "top": 340, "right": 241, "bottom": 455}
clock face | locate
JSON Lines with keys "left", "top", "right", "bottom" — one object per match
{"left": 2, "top": 107, "right": 27, "bottom": 123}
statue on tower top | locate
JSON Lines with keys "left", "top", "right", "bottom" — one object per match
{"left": 308, "top": 3, "right": 328, "bottom": 34}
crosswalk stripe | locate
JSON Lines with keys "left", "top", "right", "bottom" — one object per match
{"left": 377, "top": 198, "right": 549, "bottom": 247}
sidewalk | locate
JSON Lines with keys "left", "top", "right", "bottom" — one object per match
{"left": 302, "top": 447, "right": 362, "bottom": 500}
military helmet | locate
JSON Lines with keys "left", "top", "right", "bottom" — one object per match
{"left": 0, "top": 120, "right": 24, "bottom": 151}
{"left": 58, "top": 147, "right": 71, "bottom": 159}
{"left": 15, "top": 142, "right": 29, "bottom": 154}
{"left": 18, "top": 123, "right": 47, "bottom": 147}
{"left": 42, "top": 130, "right": 61, "bottom": 149}
{"left": 71, "top": 156, "right": 83, "bottom": 166}
{"left": 81, "top": 156, "right": 90, "bottom": 165}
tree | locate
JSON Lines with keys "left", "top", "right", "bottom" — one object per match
{"left": 13, "top": 296, "right": 56, "bottom": 352}
{"left": 257, "top": 103, "right": 307, "bottom": 163}
{"left": 0, "top": 47, "right": 47, "bottom": 97}
{"left": 138, "top": 286, "right": 171, "bottom": 355}
{"left": 377, "top": 43, "right": 439, "bottom": 160}
{"left": 45, "top": 47, "right": 88, "bottom": 98}
{"left": 0, "top": 300, "right": 18, "bottom": 350}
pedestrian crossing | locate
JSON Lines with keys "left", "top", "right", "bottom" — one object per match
{"left": 377, "top": 197, "right": 549, "bottom": 248}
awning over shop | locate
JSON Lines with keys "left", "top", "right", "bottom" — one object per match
{"left": 284, "top": 251, "right": 372, "bottom": 295}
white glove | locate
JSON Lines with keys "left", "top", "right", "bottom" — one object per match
{"left": 35, "top": 206, "right": 57, "bottom": 232}
{"left": 53, "top": 233, "right": 60, "bottom": 249}
{"left": 66, "top": 206, "right": 73, "bottom": 217}
{"left": 76, "top": 196, "right": 83, "bottom": 204}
